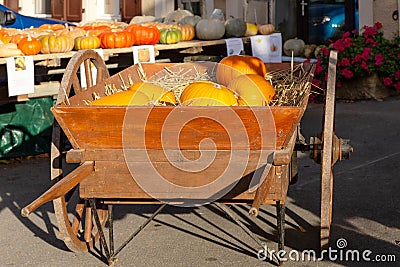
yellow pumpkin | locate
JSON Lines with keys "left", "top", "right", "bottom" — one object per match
{"left": 216, "top": 55, "right": 267, "bottom": 86}
{"left": 244, "top": 23, "right": 258, "bottom": 36}
{"left": 89, "top": 90, "right": 150, "bottom": 106}
{"left": 129, "top": 82, "right": 177, "bottom": 105}
{"left": 180, "top": 81, "right": 238, "bottom": 106}
{"left": 171, "top": 23, "right": 195, "bottom": 41}
{"left": 228, "top": 74, "right": 275, "bottom": 106}
{"left": 74, "top": 35, "right": 101, "bottom": 50}
{"left": 39, "top": 34, "right": 74, "bottom": 54}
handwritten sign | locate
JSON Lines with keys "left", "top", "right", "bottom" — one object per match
{"left": 6, "top": 56, "right": 35, "bottom": 97}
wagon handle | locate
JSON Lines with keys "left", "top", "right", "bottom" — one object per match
{"left": 21, "top": 161, "right": 94, "bottom": 217}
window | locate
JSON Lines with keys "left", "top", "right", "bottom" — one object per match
{"left": 35, "top": 0, "right": 51, "bottom": 14}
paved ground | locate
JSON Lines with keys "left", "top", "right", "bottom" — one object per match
{"left": 1, "top": 96, "right": 400, "bottom": 267}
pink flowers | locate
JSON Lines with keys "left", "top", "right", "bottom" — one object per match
{"left": 313, "top": 21, "right": 400, "bottom": 92}
{"left": 341, "top": 68, "right": 354, "bottom": 79}
{"left": 383, "top": 77, "right": 393, "bottom": 86}
{"left": 374, "top": 54, "right": 384, "bottom": 66}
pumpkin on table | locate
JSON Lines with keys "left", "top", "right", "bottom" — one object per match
{"left": 283, "top": 38, "right": 305, "bottom": 56}
{"left": 164, "top": 8, "right": 193, "bottom": 23}
{"left": 74, "top": 34, "right": 101, "bottom": 50}
{"left": 99, "top": 30, "right": 135, "bottom": 49}
{"left": 195, "top": 18, "right": 225, "bottom": 40}
{"left": 224, "top": 17, "right": 247, "bottom": 38}
{"left": 39, "top": 34, "right": 74, "bottom": 54}
{"left": 180, "top": 81, "right": 238, "bottom": 106}
{"left": 216, "top": 55, "right": 267, "bottom": 86}
{"left": 228, "top": 74, "right": 275, "bottom": 106}
{"left": 18, "top": 36, "right": 42, "bottom": 55}
{"left": 244, "top": 23, "right": 258, "bottom": 36}
{"left": 171, "top": 24, "right": 195, "bottom": 41}
{"left": 257, "top": 24, "right": 275, "bottom": 35}
{"left": 159, "top": 28, "right": 182, "bottom": 44}
{"left": 125, "top": 24, "right": 160, "bottom": 45}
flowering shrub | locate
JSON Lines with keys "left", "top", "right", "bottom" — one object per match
{"left": 312, "top": 22, "right": 400, "bottom": 93}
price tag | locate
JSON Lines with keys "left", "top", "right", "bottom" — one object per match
{"left": 6, "top": 56, "right": 35, "bottom": 97}
{"left": 132, "top": 45, "right": 155, "bottom": 64}
{"left": 250, "top": 33, "right": 282, "bottom": 63}
{"left": 80, "top": 49, "right": 104, "bottom": 88}
{"left": 225, "top": 38, "right": 244, "bottom": 56}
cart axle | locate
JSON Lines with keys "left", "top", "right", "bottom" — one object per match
{"left": 295, "top": 134, "right": 353, "bottom": 164}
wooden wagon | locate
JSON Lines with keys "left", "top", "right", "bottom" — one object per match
{"left": 21, "top": 50, "right": 352, "bottom": 265}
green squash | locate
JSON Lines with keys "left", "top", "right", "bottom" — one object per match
{"left": 224, "top": 17, "right": 247, "bottom": 38}
{"left": 159, "top": 28, "right": 182, "bottom": 44}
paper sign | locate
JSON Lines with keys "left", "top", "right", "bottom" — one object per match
{"left": 250, "top": 33, "right": 282, "bottom": 63}
{"left": 80, "top": 49, "right": 104, "bottom": 88}
{"left": 225, "top": 38, "right": 244, "bottom": 56}
{"left": 133, "top": 45, "right": 155, "bottom": 64}
{"left": 6, "top": 56, "right": 35, "bottom": 97}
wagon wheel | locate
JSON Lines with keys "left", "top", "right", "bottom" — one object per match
{"left": 319, "top": 50, "right": 338, "bottom": 250}
{"left": 51, "top": 50, "right": 110, "bottom": 252}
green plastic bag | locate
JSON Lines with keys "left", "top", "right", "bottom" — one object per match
{"left": 0, "top": 97, "right": 55, "bottom": 159}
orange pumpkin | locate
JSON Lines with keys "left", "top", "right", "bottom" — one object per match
{"left": 80, "top": 25, "right": 112, "bottom": 37}
{"left": 10, "top": 33, "right": 28, "bottom": 45}
{"left": 89, "top": 90, "right": 150, "bottom": 106}
{"left": 0, "top": 31, "right": 12, "bottom": 44}
{"left": 228, "top": 74, "right": 275, "bottom": 106}
{"left": 18, "top": 36, "right": 42, "bottom": 55}
{"left": 125, "top": 24, "right": 160, "bottom": 45}
{"left": 99, "top": 30, "right": 135, "bottom": 49}
{"left": 257, "top": 24, "right": 275, "bottom": 35}
{"left": 38, "top": 23, "right": 66, "bottom": 31}
{"left": 180, "top": 81, "right": 238, "bottom": 106}
{"left": 216, "top": 55, "right": 267, "bottom": 86}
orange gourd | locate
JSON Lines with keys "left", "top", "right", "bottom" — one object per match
{"left": 125, "top": 24, "right": 160, "bottom": 45}
{"left": 180, "top": 81, "right": 238, "bottom": 106}
{"left": 18, "top": 36, "right": 42, "bottom": 55}
{"left": 0, "top": 31, "right": 12, "bottom": 44}
{"left": 89, "top": 90, "right": 150, "bottom": 106}
{"left": 257, "top": 24, "right": 275, "bottom": 35}
{"left": 228, "top": 74, "right": 275, "bottom": 106}
{"left": 99, "top": 30, "right": 135, "bottom": 49}
{"left": 216, "top": 55, "right": 267, "bottom": 86}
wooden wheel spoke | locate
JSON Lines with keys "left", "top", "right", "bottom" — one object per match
{"left": 83, "top": 58, "right": 94, "bottom": 88}
{"left": 51, "top": 50, "right": 110, "bottom": 253}
{"left": 71, "top": 201, "right": 85, "bottom": 235}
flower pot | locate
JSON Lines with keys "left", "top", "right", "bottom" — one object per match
{"left": 336, "top": 73, "right": 392, "bottom": 100}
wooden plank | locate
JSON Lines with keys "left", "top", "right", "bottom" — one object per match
{"left": 21, "top": 161, "right": 94, "bottom": 217}
{"left": 320, "top": 50, "right": 337, "bottom": 250}
{"left": 79, "top": 159, "right": 286, "bottom": 203}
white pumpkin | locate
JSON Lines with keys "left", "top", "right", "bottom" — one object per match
{"left": 283, "top": 38, "right": 306, "bottom": 56}
{"left": 195, "top": 19, "right": 225, "bottom": 40}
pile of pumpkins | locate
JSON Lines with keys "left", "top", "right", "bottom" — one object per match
{"left": 0, "top": 8, "right": 275, "bottom": 58}
{"left": 90, "top": 55, "right": 276, "bottom": 107}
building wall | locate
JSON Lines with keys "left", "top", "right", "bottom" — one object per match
{"left": 373, "top": 0, "right": 399, "bottom": 39}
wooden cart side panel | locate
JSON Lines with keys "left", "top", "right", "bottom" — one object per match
{"left": 52, "top": 105, "right": 302, "bottom": 151}
{"left": 79, "top": 159, "right": 288, "bottom": 203}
